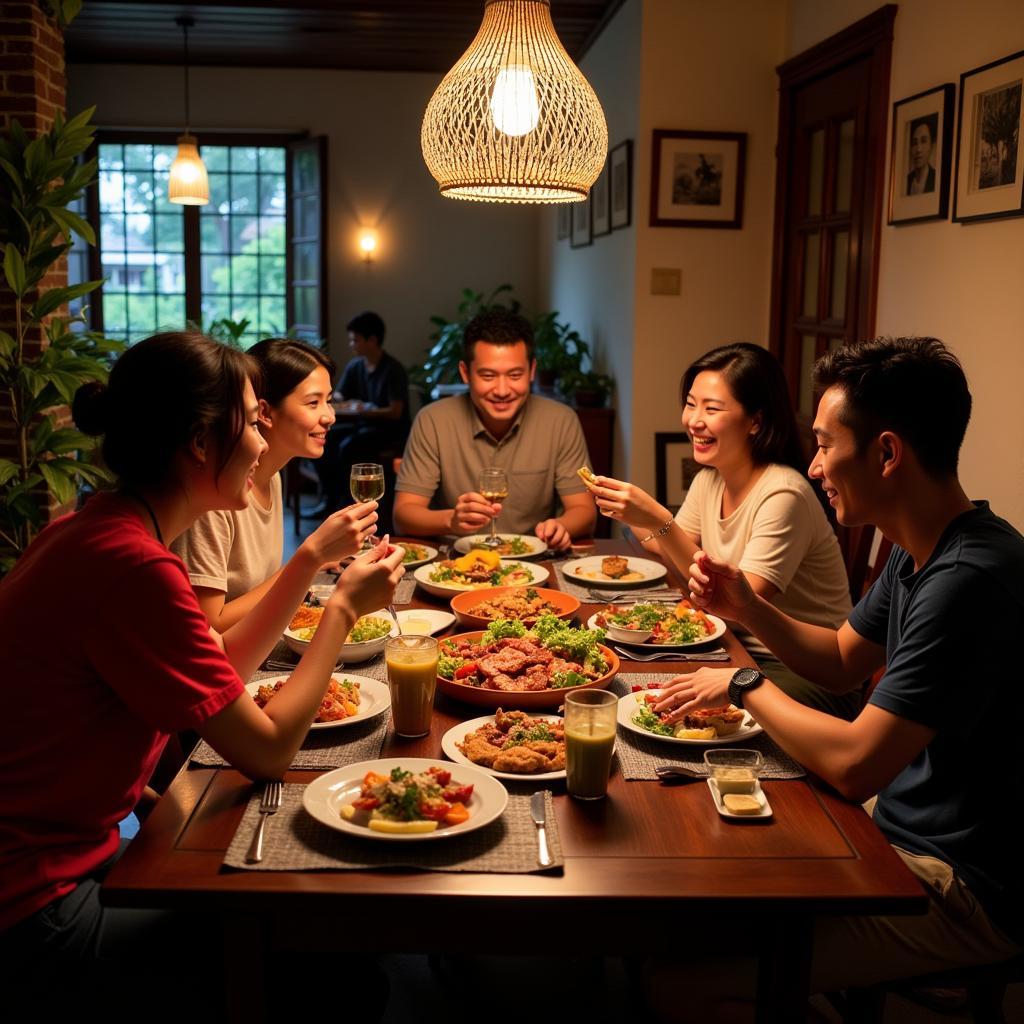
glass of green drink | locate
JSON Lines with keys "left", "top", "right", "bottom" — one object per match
{"left": 564, "top": 689, "right": 617, "bottom": 800}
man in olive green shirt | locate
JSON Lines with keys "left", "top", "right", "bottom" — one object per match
{"left": 393, "top": 310, "right": 596, "bottom": 550}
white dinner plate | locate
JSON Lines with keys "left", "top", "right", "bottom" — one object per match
{"left": 586, "top": 611, "right": 727, "bottom": 649}
{"left": 245, "top": 673, "right": 390, "bottom": 731}
{"left": 413, "top": 560, "right": 549, "bottom": 598}
{"left": 453, "top": 534, "right": 548, "bottom": 560}
{"left": 302, "top": 757, "right": 509, "bottom": 841}
{"left": 562, "top": 555, "right": 668, "bottom": 587}
{"left": 397, "top": 543, "right": 439, "bottom": 569}
{"left": 395, "top": 608, "right": 455, "bottom": 636}
{"left": 616, "top": 690, "right": 763, "bottom": 745}
{"left": 441, "top": 714, "right": 567, "bottom": 781}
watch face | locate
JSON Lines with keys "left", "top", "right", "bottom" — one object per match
{"left": 732, "top": 668, "right": 761, "bottom": 688}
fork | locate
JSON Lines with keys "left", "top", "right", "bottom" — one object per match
{"left": 613, "top": 644, "right": 731, "bottom": 663}
{"left": 245, "top": 781, "right": 283, "bottom": 863}
{"left": 587, "top": 589, "right": 683, "bottom": 603}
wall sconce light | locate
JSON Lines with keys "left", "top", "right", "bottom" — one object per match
{"left": 358, "top": 230, "right": 378, "bottom": 262}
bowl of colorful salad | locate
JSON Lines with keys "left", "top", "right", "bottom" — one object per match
{"left": 435, "top": 615, "right": 619, "bottom": 709}
{"left": 283, "top": 605, "right": 397, "bottom": 663}
{"left": 413, "top": 548, "right": 548, "bottom": 597}
{"left": 589, "top": 601, "right": 726, "bottom": 647}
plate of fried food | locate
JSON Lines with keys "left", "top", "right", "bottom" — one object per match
{"left": 442, "top": 709, "right": 567, "bottom": 780}
{"left": 452, "top": 534, "right": 548, "bottom": 560}
{"left": 588, "top": 601, "right": 726, "bottom": 648}
{"left": 449, "top": 585, "right": 580, "bottom": 630}
{"left": 436, "top": 616, "right": 618, "bottom": 710}
{"left": 397, "top": 542, "right": 438, "bottom": 569}
{"left": 562, "top": 554, "right": 668, "bottom": 587}
{"left": 618, "top": 689, "right": 762, "bottom": 745}
{"left": 245, "top": 673, "right": 390, "bottom": 730}
{"left": 283, "top": 605, "right": 398, "bottom": 663}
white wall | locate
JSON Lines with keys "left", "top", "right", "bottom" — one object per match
{"left": 67, "top": 64, "right": 540, "bottom": 374}
{"left": 539, "top": 0, "right": 642, "bottom": 480}
{"left": 786, "top": 0, "right": 1024, "bottom": 529}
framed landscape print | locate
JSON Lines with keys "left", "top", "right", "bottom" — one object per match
{"left": 953, "top": 49, "right": 1024, "bottom": 223}
{"left": 570, "top": 193, "right": 592, "bottom": 248}
{"left": 609, "top": 139, "right": 632, "bottom": 229}
{"left": 591, "top": 160, "right": 610, "bottom": 237}
{"left": 649, "top": 129, "right": 746, "bottom": 229}
{"left": 888, "top": 84, "right": 955, "bottom": 225}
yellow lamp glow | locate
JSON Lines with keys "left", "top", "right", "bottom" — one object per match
{"left": 358, "top": 231, "right": 378, "bottom": 261}
{"left": 168, "top": 134, "right": 209, "bottom": 206}
{"left": 489, "top": 66, "right": 540, "bottom": 137}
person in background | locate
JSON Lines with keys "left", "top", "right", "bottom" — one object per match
{"left": 312, "top": 310, "right": 410, "bottom": 517}
{"left": 393, "top": 308, "right": 596, "bottom": 550}
{"left": 0, "top": 331, "right": 405, "bottom": 1015}
{"left": 648, "top": 337, "right": 1023, "bottom": 1017}
{"left": 172, "top": 338, "right": 378, "bottom": 632}
{"left": 582, "top": 342, "right": 856, "bottom": 718}
{"left": 906, "top": 113, "right": 937, "bottom": 195}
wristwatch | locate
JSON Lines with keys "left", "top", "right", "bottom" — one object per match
{"left": 728, "top": 667, "right": 765, "bottom": 709}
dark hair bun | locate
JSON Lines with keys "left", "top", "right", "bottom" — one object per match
{"left": 72, "top": 380, "right": 111, "bottom": 436}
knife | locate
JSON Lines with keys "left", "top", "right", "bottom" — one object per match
{"left": 530, "top": 791, "right": 553, "bottom": 867}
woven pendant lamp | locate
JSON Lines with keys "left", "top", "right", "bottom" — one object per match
{"left": 168, "top": 17, "right": 209, "bottom": 206}
{"left": 421, "top": 0, "right": 608, "bottom": 204}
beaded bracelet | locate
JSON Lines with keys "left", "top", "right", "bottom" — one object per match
{"left": 640, "top": 517, "right": 675, "bottom": 544}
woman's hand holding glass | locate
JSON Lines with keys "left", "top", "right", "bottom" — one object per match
{"left": 652, "top": 668, "right": 734, "bottom": 722}
{"left": 582, "top": 473, "right": 671, "bottom": 532}
{"left": 303, "top": 501, "right": 379, "bottom": 570}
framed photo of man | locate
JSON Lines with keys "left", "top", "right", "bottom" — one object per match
{"left": 953, "top": 49, "right": 1024, "bottom": 223}
{"left": 649, "top": 130, "right": 746, "bottom": 229}
{"left": 888, "top": 84, "right": 954, "bottom": 225}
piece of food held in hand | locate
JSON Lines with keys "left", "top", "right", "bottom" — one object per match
{"left": 457, "top": 709, "right": 566, "bottom": 774}
{"left": 439, "top": 616, "right": 608, "bottom": 692}
{"left": 340, "top": 765, "right": 473, "bottom": 833}
{"left": 577, "top": 465, "right": 597, "bottom": 485}
{"left": 254, "top": 676, "right": 360, "bottom": 723}
{"left": 633, "top": 692, "right": 745, "bottom": 740}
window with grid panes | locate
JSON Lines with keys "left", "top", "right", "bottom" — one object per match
{"left": 90, "top": 137, "right": 321, "bottom": 348}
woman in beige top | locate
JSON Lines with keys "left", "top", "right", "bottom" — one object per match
{"left": 173, "top": 340, "right": 378, "bottom": 631}
{"left": 583, "top": 343, "right": 858, "bottom": 718}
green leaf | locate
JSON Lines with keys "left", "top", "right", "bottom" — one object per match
{"left": 63, "top": 105, "right": 95, "bottom": 135}
{"left": 0, "top": 331, "right": 15, "bottom": 358}
{"left": 41, "top": 428, "right": 94, "bottom": 456}
{"left": 0, "top": 158, "right": 24, "bottom": 194}
{"left": 37, "top": 461, "right": 77, "bottom": 506}
{"left": 3, "top": 243, "right": 26, "bottom": 296}
{"left": 0, "top": 459, "right": 19, "bottom": 487}
{"left": 3, "top": 473, "right": 44, "bottom": 504}
{"left": 30, "top": 280, "right": 103, "bottom": 322}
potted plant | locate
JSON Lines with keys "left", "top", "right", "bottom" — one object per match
{"left": 409, "top": 284, "right": 520, "bottom": 401}
{"left": 0, "top": 107, "right": 123, "bottom": 571}
{"left": 557, "top": 368, "right": 614, "bottom": 408}
{"left": 532, "top": 311, "right": 590, "bottom": 389}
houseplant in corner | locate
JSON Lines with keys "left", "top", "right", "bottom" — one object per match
{"left": 557, "top": 367, "right": 614, "bottom": 408}
{"left": 0, "top": 107, "right": 123, "bottom": 572}
{"left": 532, "top": 311, "right": 589, "bottom": 389}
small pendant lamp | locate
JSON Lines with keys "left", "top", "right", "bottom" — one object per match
{"left": 168, "top": 16, "right": 209, "bottom": 206}
{"left": 421, "top": 0, "right": 608, "bottom": 204}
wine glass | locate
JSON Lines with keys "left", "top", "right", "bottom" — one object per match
{"left": 350, "top": 462, "right": 385, "bottom": 550}
{"left": 478, "top": 467, "right": 509, "bottom": 549}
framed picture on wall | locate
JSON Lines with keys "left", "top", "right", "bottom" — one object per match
{"left": 953, "top": 49, "right": 1024, "bottom": 223}
{"left": 556, "top": 204, "right": 571, "bottom": 240}
{"left": 592, "top": 160, "right": 611, "bottom": 237}
{"left": 655, "top": 432, "right": 698, "bottom": 511}
{"left": 888, "top": 84, "right": 955, "bottom": 225}
{"left": 570, "top": 194, "right": 592, "bottom": 248}
{"left": 610, "top": 139, "right": 632, "bottom": 229}
{"left": 649, "top": 129, "right": 746, "bottom": 229}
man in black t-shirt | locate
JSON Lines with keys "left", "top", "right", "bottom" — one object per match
{"left": 311, "top": 311, "right": 410, "bottom": 517}
{"left": 645, "top": 337, "right": 1023, "bottom": 1013}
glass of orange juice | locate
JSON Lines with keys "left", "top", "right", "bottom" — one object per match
{"left": 564, "top": 689, "right": 617, "bottom": 799}
{"left": 385, "top": 635, "right": 439, "bottom": 737}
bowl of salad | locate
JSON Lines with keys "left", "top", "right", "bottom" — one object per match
{"left": 283, "top": 605, "right": 398, "bottom": 663}
{"left": 591, "top": 601, "right": 725, "bottom": 647}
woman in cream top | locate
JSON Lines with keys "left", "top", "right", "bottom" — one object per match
{"left": 583, "top": 342, "right": 858, "bottom": 718}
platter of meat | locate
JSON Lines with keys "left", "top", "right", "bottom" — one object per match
{"left": 435, "top": 622, "right": 619, "bottom": 710}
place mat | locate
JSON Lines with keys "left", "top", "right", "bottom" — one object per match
{"left": 223, "top": 787, "right": 564, "bottom": 874}
{"left": 552, "top": 562, "right": 678, "bottom": 602}
{"left": 609, "top": 675, "right": 807, "bottom": 780}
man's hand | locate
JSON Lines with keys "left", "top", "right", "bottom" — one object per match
{"left": 688, "top": 551, "right": 756, "bottom": 622}
{"left": 652, "top": 668, "right": 734, "bottom": 720}
{"left": 448, "top": 491, "right": 501, "bottom": 535}
{"left": 535, "top": 518, "right": 571, "bottom": 551}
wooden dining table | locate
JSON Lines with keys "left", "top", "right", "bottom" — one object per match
{"left": 102, "top": 537, "right": 926, "bottom": 1023}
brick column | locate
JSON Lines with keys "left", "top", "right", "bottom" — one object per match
{"left": 1, "top": 2, "right": 69, "bottom": 529}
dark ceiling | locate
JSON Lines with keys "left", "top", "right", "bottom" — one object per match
{"left": 64, "top": 1, "right": 625, "bottom": 73}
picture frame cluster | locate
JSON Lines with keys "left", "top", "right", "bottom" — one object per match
{"left": 559, "top": 139, "right": 633, "bottom": 249}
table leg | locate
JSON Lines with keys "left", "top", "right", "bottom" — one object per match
{"left": 755, "top": 916, "right": 813, "bottom": 1024}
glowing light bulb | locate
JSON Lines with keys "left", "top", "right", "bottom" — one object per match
{"left": 168, "top": 134, "right": 209, "bottom": 206}
{"left": 489, "top": 66, "right": 540, "bottom": 137}
{"left": 358, "top": 231, "right": 378, "bottom": 261}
